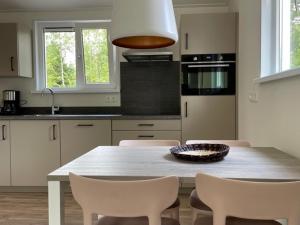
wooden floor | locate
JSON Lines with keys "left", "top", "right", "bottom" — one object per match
{"left": 0, "top": 192, "right": 192, "bottom": 225}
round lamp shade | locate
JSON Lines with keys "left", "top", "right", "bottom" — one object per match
{"left": 111, "top": 0, "right": 178, "bottom": 49}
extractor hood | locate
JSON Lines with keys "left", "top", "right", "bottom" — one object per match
{"left": 122, "top": 49, "right": 173, "bottom": 62}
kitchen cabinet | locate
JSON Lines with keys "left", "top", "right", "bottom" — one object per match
{"left": 11, "top": 121, "right": 60, "bottom": 186}
{"left": 180, "top": 13, "right": 236, "bottom": 55}
{"left": 0, "top": 121, "right": 11, "bottom": 186}
{"left": 181, "top": 96, "right": 236, "bottom": 143}
{"left": 112, "top": 120, "right": 181, "bottom": 145}
{"left": 60, "top": 120, "right": 111, "bottom": 165}
{"left": 0, "top": 23, "right": 32, "bottom": 77}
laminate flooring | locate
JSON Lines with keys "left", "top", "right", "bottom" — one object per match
{"left": 0, "top": 192, "right": 192, "bottom": 225}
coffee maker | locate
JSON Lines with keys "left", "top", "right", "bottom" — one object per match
{"left": 2, "top": 90, "right": 21, "bottom": 115}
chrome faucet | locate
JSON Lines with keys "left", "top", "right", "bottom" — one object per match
{"left": 42, "top": 88, "right": 60, "bottom": 115}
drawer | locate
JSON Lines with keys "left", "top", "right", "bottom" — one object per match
{"left": 112, "top": 131, "right": 182, "bottom": 145}
{"left": 112, "top": 120, "right": 181, "bottom": 131}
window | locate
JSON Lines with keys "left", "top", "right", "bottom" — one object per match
{"left": 34, "top": 21, "right": 119, "bottom": 92}
{"left": 261, "top": 0, "right": 300, "bottom": 80}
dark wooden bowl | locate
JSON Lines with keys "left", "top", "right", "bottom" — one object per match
{"left": 170, "top": 144, "right": 230, "bottom": 162}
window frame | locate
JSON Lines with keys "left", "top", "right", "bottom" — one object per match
{"left": 33, "top": 20, "right": 120, "bottom": 93}
{"left": 258, "top": 0, "right": 300, "bottom": 83}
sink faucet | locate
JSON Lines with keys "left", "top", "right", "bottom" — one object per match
{"left": 42, "top": 88, "right": 60, "bottom": 115}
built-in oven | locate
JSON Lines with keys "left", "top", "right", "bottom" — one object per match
{"left": 181, "top": 54, "right": 236, "bottom": 95}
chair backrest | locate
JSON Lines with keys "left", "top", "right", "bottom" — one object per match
{"left": 186, "top": 140, "right": 251, "bottom": 147}
{"left": 69, "top": 173, "right": 179, "bottom": 225}
{"left": 119, "top": 140, "right": 180, "bottom": 147}
{"left": 195, "top": 173, "right": 300, "bottom": 225}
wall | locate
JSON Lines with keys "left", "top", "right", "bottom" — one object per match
{"left": 230, "top": 0, "right": 300, "bottom": 158}
{"left": 0, "top": 5, "right": 229, "bottom": 107}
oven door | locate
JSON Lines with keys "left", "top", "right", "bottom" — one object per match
{"left": 181, "top": 63, "right": 236, "bottom": 95}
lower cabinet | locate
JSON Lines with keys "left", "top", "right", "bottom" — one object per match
{"left": 0, "top": 121, "right": 11, "bottom": 186}
{"left": 11, "top": 121, "right": 60, "bottom": 186}
{"left": 60, "top": 120, "right": 111, "bottom": 165}
{"left": 112, "top": 131, "right": 181, "bottom": 146}
{"left": 112, "top": 120, "right": 182, "bottom": 145}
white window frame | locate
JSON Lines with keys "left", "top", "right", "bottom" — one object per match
{"left": 33, "top": 20, "right": 120, "bottom": 93}
{"left": 258, "top": 0, "right": 300, "bottom": 83}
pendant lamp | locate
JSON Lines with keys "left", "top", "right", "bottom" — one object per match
{"left": 111, "top": 0, "right": 178, "bottom": 49}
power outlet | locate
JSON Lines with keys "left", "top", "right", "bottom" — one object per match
{"left": 249, "top": 92, "right": 259, "bottom": 103}
{"left": 105, "top": 96, "right": 117, "bottom": 104}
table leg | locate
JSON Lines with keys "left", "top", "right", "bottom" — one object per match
{"left": 48, "top": 181, "right": 65, "bottom": 225}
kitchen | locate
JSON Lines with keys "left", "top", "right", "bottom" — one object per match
{"left": 0, "top": 0, "right": 300, "bottom": 225}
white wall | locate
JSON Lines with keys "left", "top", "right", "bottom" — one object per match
{"left": 0, "top": 5, "right": 229, "bottom": 107}
{"left": 230, "top": 0, "right": 300, "bottom": 158}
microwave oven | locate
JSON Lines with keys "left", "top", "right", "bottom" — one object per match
{"left": 181, "top": 54, "right": 236, "bottom": 96}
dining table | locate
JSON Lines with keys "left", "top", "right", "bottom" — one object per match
{"left": 47, "top": 146, "right": 300, "bottom": 225}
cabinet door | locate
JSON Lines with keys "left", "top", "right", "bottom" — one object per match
{"left": 0, "top": 23, "right": 18, "bottom": 76}
{"left": 181, "top": 96, "right": 236, "bottom": 143}
{"left": 11, "top": 121, "right": 60, "bottom": 186}
{"left": 112, "top": 131, "right": 181, "bottom": 146}
{"left": 61, "top": 120, "right": 111, "bottom": 165}
{"left": 181, "top": 13, "right": 236, "bottom": 55}
{"left": 0, "top": 121, "right": 11, "bottom": 186}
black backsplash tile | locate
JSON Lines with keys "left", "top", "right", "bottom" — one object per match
{"left": 120, "top": 61, "right": 181, "bottom": 115}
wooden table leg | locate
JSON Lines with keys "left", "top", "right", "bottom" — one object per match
{"left": 48, "top": 181, "right": 65, "bottom": 225}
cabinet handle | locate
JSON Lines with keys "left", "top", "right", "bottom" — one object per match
{"left": 185, "top": 102, "right": 188, "bottom": 118}
{"left": 138, "top": 124, "right": 154, "bottom": 127}
{"left": 52, "top": 125, "right": 56, "bottom": 141}
{"left": 2, "top": 125, "right": 6, "bottom": 141}
{"left": 77, "top": 124, "right": 94, "bottom": 127}
{"left": 138, "top": 135, "right": 155, "bottom": 138}
{"left": 185, "top": 33, "right": 189, "bottom": 50}
{"left": 10, "top": 57, "right": 14, "bottom": 71}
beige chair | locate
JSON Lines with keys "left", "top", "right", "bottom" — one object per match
{"left": 186, "top": 140, "right": 251, "bottom": 147}
{"left": 194, "top": 172, "right": 300, "bottom": 225}
{"left": 187, "top": 140, "right": 251, "bottom": 221}
{"left": 119, "top": 139, "right": 181, "bottom": 220}
{"left": 119, "top": 140, "right": 181, "bottom": 147}
{"left": 69, "top": 173, "right": 180, "bottom": 225}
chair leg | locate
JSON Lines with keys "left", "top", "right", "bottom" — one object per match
{"left": 191, "top": 207, "right": 213, "bottom": 224}
{"left": 192, "top": 209, "right": 198, "bottom": 224}
{"left": 162, "top": 207, "right": 180, "bottom": 221}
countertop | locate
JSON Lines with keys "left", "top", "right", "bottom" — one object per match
{"left": 0, "top": 114, "right": 182, "bottom": 120}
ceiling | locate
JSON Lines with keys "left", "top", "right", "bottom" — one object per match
{"left": 0, "top": 0, "right": 229, "bottom": 12}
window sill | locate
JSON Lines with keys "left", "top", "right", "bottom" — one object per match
{"left": 32, "top": 88, "right": 120, "bottom": 94}
{"left": 255, "top": 67, "right": 300, "bottom": 84}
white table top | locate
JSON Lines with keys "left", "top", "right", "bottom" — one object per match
{"left": 48, "top": 146, "right": 300, "bottom": 182}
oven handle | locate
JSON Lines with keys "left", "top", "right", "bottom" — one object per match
{"left": 188, "top": 64, "right": 230, "bottom": 68}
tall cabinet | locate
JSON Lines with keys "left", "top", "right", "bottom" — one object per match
{"left": 181, "top": 96, "right": 236, "bottom": 143}
{"left": 180, "top": 13, "right": 236, "bottom": 54}
{"left": 0, "top": 23, "right": 32, "bottom": 77}
{"left": 11, "top": 121, "right": 60, "bottom": 186}
{"left": 0, "top": 121, "right": 11, "bottom": 186}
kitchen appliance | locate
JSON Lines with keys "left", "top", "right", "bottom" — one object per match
{"left": 122, "top": 49, "right": 173, "bottom": 62}
{"left": 2, "top": 90, "right": 20, "bottom": 115}
{"left": 181, "top": 54, "right": 236, "bottom": 95}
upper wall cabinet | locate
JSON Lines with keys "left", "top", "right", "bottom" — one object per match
{"left": 0, "top": 23, "right": 32, "bottom": 78}
{"left": 180, "top": 13, "right": 236, "bottom": 55}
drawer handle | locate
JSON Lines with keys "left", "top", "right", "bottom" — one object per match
{"left": 185, "top": 101, "right": 188, "bottom": 118}
{"left": 138, "top": 135, "right": 155, "bottom": 138}
{"left": 2, "top": 125, "right": 6, "bottom": 141}
{"left": 185, "top": 33, "right": 189, "bottom": 50}
{"left": 10, "top": 56, "right": 14, "bottom": 71}
{"left": 138, "top": 124, "right": 154, "bottom": 127}
{"left": 52, "top": 125, "right": 57, "bottom": 141}
{"left": 77, "top": 124, "right": 94, "bottom": 127}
